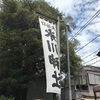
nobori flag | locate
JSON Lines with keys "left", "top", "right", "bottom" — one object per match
{"left": 39, "top": 17, "right": 61, "bottom": 94}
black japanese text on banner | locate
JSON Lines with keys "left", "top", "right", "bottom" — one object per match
{"left": 39, "top": 18, "right": 61, "bottom": 94}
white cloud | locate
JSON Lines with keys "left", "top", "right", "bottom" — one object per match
{"left": 45, "top": 0, "right": 100, "bottom": 67}
{"left": 45, "top": 0, "right": 73, "bottom": 14}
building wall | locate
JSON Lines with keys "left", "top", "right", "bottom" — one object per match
{"left": 87, "top": 71, "right": 100, "bottom": 85}
{"left": 76, "top": 68, "right": 100, "bottom": 98}
{"left": 26, "top": 77, "right": 54, "bottom": 100}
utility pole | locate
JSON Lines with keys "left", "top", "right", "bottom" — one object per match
{"left": 57, "top": 16, "right": 61, "bottom": 100}
{"left": 65, "top": 25, "right": 72, "bottom": 100}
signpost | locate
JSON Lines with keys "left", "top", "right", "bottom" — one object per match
{"left": 39, "top": 17, "right": 61, "bottom": 94}
{"left": 93, "top": 86, "right": 100, "bottom": 100}
{"left": 37, "top": 11, "right": 61, "bottom": 100}
{"left": 38, "top": 11, "right": 72, "bottom": 100}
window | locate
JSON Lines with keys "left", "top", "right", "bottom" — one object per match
{"left": 88, "top": 73, "right": 95, "bottom": 84}
{"left": 95, "top": 75, "right": 100, "bottom": 85}
{"left": 82, "top": 76, "right": 87, "bottom": 84}
{"left": 76, "top": 85, "right": 88, "bottom": 90}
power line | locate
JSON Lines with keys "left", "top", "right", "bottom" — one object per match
{"left": 83, "top": 56, "right": 98, "bottom": 64}
{"left": 76, "top": 1, "right": 100, "bottom": 29}
{"left": 82, "top": 48, "right": 100, "bottom": 59}
{"left": 70, "top": 10, "right": 100, "bottom": 41}
{"left": 89, "top": 59, "right": 100, "bottom": 65}
{"left": 75, "top": 34, "right": 100, "bottom": 53}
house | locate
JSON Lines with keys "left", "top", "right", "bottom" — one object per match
{"left": 76, "top": 65, "right": 100, "bottom": 99}
{"left": 61, "top": 65, "right": 100, "bottom": 100}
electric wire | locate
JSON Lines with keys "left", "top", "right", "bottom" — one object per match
{"left": 70, "top": 4, "right": 100, "bottom": 66}
{"left": 89, "top": 59, "right": 100, "bottom": 65}
{"left": 70, "top": 10, "right": 100, "bottom": 41}
{"left": 82, "top": 56, "right": 98, "bottom": 64}
{"left": 82, "top": 48, "right": 100, "bottom": 59}
{"left": 75, "top": 34, "right": 100, "bottom": 53}
{"left": 75, "top": 2, "right": 99, "bottom": 30}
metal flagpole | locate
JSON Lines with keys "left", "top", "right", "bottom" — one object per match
{"left": 65, "top": 26, "right": 72, "bottom": 100}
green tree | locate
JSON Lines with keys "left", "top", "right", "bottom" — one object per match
{"left": 60, "top": 16, "right": 82, "bottom": 86}
{"left": 0, "top": 95, "right": 14, "bottom": 100}
{"left": 0, "top": 0, "right": 45, "bottom": 99}
{"left": 60, "top": 16, "right": 82, "bottom": 73}
{"left": 0, "top": 0, "right": 82, "bottom": 99}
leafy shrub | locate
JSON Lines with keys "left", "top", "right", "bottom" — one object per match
{"left": 0, "top": 95, "right": 15, "bottom": 100}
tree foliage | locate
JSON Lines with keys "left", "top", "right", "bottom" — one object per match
{"left": 0, "top": 95, "right": 14, "bottom": 100}
{"left": 0, "top": 0, "right": 82, "bottom": 99}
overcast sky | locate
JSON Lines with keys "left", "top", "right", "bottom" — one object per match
{"left": 45, "top": 0, "right": 100, "bottom": 67}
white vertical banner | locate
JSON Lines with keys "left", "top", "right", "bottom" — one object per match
{"left": 39, "top": 17, "right": 61, "bottom": 94}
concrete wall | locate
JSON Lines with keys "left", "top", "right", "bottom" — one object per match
{"left": 26, "top": 77, "right": 54, "bottom": 100}
{"left": 61, "top": 85, "right": 76, "bottom": 100}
